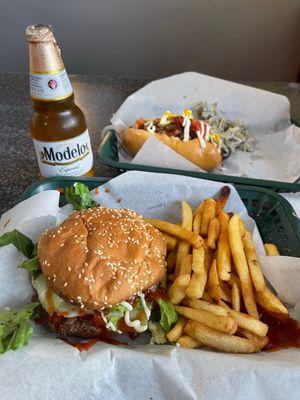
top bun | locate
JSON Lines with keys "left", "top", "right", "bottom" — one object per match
{"left": 38, "top": 207, "right": 166, "bottom": 310}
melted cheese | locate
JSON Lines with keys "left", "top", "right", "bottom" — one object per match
{"left": 33, "top": 274, "right": 87, "bottom": 318}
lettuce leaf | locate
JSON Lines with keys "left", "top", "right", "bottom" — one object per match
{"left": 65, "top": 182, "right": 96, "bottom": 211}
{"left": 0, "top": 302, "right": 39, "bottom": 354}
{"left": 19, "top": 257, "right": 40, "bottom": 278}
{"left": 157, "top": 298, "right": 178, "bottom": 332}
{"left": 0, "top": 230, "right": 34, "bottom": 258}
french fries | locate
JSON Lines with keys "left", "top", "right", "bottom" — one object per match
{"left": 264, "top": 243, "right": 280, "bottom": 256}
{"left": 151, "top": 189, "right": 289, "bottom": 354}
{"left": 175, "top": 305, "right": 237, "bottom": 334}
{"left": 166, "top": 317, "right": 186, "bottom": 342}
{"left": 243, "top": 230, "right": 266, "bottom": 291}
{"left": 168, "top": 274, "right": 190, "bottom": 305}
{"left": 145, "top": 218, "right": 203, "bottom": 247}
{"left": 176, "top": 335, "right": 203, "bottom": 349}
{"left": 215, "top": 186, "right": 231, "bottom": 216}
{"left": 184, "top": 321, "right": 264, "bottom": 353}
{"left": 207, "top": 217, "right": 220, "bottom": 250}
{"left": 228, "top": 214, "right": 258, "bottom": 319}
{"left": 200, "top": 199, "right": 216, "bottom": 237}
{"left": 183, "top": 298, "right": 268, "bottom": 336}
{"left": 216, "top": 212, "right": 231, "bottom": 281}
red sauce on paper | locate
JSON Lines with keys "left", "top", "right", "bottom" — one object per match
{"left": 261, "top": 311, "right": 300, "bottom": 351}
{"left": 61, "top": 337, "right": 127, "bottom": 352}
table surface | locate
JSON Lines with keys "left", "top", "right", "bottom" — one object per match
{"left": 0, "top": 72, "right": 299, "bottom": 214}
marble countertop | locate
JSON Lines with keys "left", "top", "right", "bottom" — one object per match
{"left": 0, "top": 72, "right": 299, "bottom": 214}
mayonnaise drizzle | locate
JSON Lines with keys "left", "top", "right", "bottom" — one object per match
{"left": 121, "top": 293, "right": 150, "bottom": 333}
{"left": 182, "top": 116, "right": 191, "bottom": 142}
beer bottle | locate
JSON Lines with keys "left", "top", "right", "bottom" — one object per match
{"left": 26, "top": 25, "right": 94, "bottom": 177}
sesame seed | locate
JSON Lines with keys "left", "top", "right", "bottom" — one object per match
{"left": 64, "top": 282, "right": 68, "bottom": 287}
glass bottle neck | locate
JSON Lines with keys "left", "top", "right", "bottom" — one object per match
{"left": 31, "top": 93, "right": 75, "bottom": 110}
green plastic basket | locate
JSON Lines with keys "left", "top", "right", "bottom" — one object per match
{"left": 97, "top": 130, "right": 300, "bottom": 193}
{"left": 20, "top": 176, "right": 300, "bottom": 257}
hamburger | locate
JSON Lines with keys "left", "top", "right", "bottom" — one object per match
{"left": 122, "top": 109, "right": 222, "bottom": 171}
{"left": 33, "top": 206, "right": 176, "bottom": 341}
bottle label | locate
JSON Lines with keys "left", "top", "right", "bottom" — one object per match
{"left": 30, "top": 68, "right": 73, "bottom": 101}
{"left": 33, "top": 130, "right": 93, "bottom": 177}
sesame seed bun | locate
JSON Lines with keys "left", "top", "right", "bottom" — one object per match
{"left": 38, "top": 207, "right": 167, "bottom": 310}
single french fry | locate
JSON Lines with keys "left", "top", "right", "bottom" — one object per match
{"left": 216, "top": 212, "right": 231, "bottom": 281}
{"left": 207, "top": 217, "right": 220, "bottom": 250}
{"left": 179, "top": 254, "right": 192, "bottom": 276}
{"left": 184, "top": 320, "right": 262, "bottom": 353}
{"left": 238, "top": 328, "right": 269, "bottom": 349}
{"left": 200, "top": 199, "right": 216, "bottom": 237}
{"left": 185, "top": 246, "right": 206, "bottom": 298}
{"left": 207, "top": 259, "right": 222, "bottom": 304}
{"left": 227, "top": 309, "right": 268, "bottom": 337}
{"left": 145, "top": 219, "right": 203, "bottom": 248}
{"left": 264, "top": 243, "right": 280, "bottom": 256}
{"left": 167, "top": 250, "right": 177, "bottom": 272}
{"left": 163, "top": 233, "right": 178, "bottom": 251}
{"left": 228, "top": 214, "right": 258, "bottom": 319}
{"left": 177, "top": 335, "right": 203, "bottom": 349}
{"left": 255, "top": 288, "right": 288, "bottom": 315}
{"left": 182, "top": 298, "right": 228, "bottom": 316}
{"left": 181, "top": 201, "right": 193, "bottom": 229}
{"left": 185, "top": 272, "right": 204, "bottom": 299}
{"left": 215, "top": 186, "right": 231, "bottom": 216}
{"left": 166, "top": 317, "right": 186, "bottom": 342}
{"left": 168, "top": 274, "right": 190, "bottom": 305}
{"left": 239, "top": 220, "right": 246, "bottom": 239}
{"left": 193, "top": 201, "right": 205, "bottom": 218}
{"left": 232, "top": 281, "right": 241, "bottom": 312}
{"left": 191, "top": 246, "right": 205, "bottom": 274}
{"left": 193, "top": 212, "right": 202, "bottom": 235}
{"left": 175, "top": 242, "right": 190, "bottom": 277}
{"left": 175, "top": 306, "right": 237, "bottom": 334}
{"left": 244, "top": 230, "right": 266, "bottom": 292}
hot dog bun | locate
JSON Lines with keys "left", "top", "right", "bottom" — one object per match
{"left": 122, "top": 128, "right": 222, "bottom": 172}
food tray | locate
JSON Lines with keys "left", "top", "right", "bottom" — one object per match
{"left": 97, "top": 130, "right": 300, "bottom": 193}
{"left": 20, "top": 176, "right": 300, "bottom": 257}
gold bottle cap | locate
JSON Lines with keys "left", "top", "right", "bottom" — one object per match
{"left": 26, "top": 24, "right": 64, "bottom": 74}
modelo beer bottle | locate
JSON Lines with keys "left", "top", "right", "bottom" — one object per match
{"left": 26, "top": 25, "right": 94, "bottom": 177}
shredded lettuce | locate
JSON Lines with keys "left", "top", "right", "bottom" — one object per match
{"left": 105, "top": 304, "right": 126, "bottom": 331}
{"left": 65, "top": 182, "right": 96, "bottom": 211}
{"left": 0, "top": 302, "right": 39, "bottom": 354}
{"left": 157, "top": 298, "right": 178, "bottom": 332}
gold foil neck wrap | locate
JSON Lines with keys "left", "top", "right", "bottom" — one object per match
{"left": 26, "top": 25, "right": 64, "bottom": 73}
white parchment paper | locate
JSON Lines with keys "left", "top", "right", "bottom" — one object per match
{"left": 0, "top": 172, "right": 300, "bottom": 400}
{"left": 110, "top": 72, "right": 300, "bottom": 183}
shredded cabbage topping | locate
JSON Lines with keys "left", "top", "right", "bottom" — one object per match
{"left": 193, "top": 102, "right": 254, "bottom": 158}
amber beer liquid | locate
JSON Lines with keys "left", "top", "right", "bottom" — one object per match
{"left": 26, "top": 25, "right": 94, "bottom": 177}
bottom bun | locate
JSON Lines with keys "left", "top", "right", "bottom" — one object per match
{"left": 122, "top": 128, "right": 222, "bottom": 171}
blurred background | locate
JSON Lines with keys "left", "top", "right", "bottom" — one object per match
{"left": 1, "top": 0, "right": 299, "bottom": 81}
